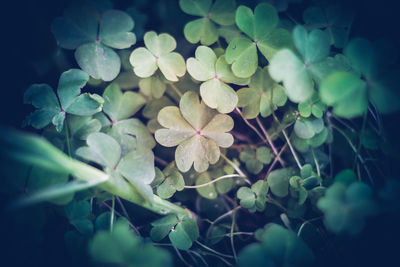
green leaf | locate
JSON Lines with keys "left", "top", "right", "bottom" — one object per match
{"left": 139, "top": 74, "right": 167, "bottom": 99}
{"left": 269, "top": 49, "right": 314, "bottom": 103}
{"left": 320, "top": 71, "right": 368, "bottom": 118}
{"left": 237, "top": 187, "right": 255, "bottom": 209}
{"left": 76, "top": 132, "right": 121, "bottom": 169}
{"left": 187, "top": 46, "right": 247, "bottom": 113}
{"left": 75, "top": 43, "right": 121, "bottom": 82}
{"left": 99, "top": 10, "right": 136, "bottom": 49}
{"left": 151, "top": 214, "right": 179, "bottom": 241}
{"left": 179, "top": 0, "right": 212, "bottom": 16}
{"left": 103, "top": 83, "right": 145, "bottom": 122}
{"left": 90, "top": 220, "right": 172, "bottom": 266}
{"left": 195, "top": 172, "right": 218, "bottom": 199}
{"left": 155, "top": 92, "right": 234, "bottom": 172}
{"left": 130, "top": 31, "right": 186, "bottom": 81}
{"left": 68, "top": 115, "right": 102, "bottom": 140}
{"left": 51, "top": 6, "right": 98, "bottom": 49}
{"left": 237, "top": 67, "right": 287, "bottom": 118}
{"left": 267, "top": 168, "right": 296, "bottom": 197}
{"left": 184, "top": 18, "right": 219, "bottom": 45}
{"left": 226, "top": 37, "right": 258, "bottom": 78}
{"left": 294, "top": 117, "right": 324, "bottom": 139}
{"left": 95, "top": 212, "right": 116, "bottom": 231}
{"left": 238, "top": 244, "right": 276, "bottom": 267}
{"left": 24, "top": 69, "right": 102, "bottom": 132}
{"left": 157, "top": 167, "right": 185, "bottom": 199}
{"left": 168, "top": 217, "right": 199, "bottom": 250}
{"left": 317, "top": 181, "right": 378, "bottom": 235}
{"left": 256, "top": 147, "right": 272, "bottom": 164}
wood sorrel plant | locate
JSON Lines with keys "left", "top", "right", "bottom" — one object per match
{"left": 1, "top": 0, "right": 400, "bottom": 266}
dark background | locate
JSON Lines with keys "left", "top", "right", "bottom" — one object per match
{"left": 1, "top": 0, "right": 400, "bottom": 266}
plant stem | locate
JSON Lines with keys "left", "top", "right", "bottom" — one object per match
{"left": 169, "top": 83, "right": 183, "bottom": 97}
{"left": 235, "top": 108, "right": 266, "bottom": 143}
{"left": 311, "top": 148, "right": 321, "bottom": 177}
{"left": 266, "top": 143, "right": 288, "bottom": 177}
{"left": 184, "top": 174, "right": 245, "bottom": 189}
{"left": 255, "top": 117, "right": 285, "bottom": 167}
{"left": 64, "top": 119, "right": 72, "bottom": 158}
{"left": 195, "top": 241, "right": 234, "bottom": 259}
{"left": 230, "top": 203, "right": 238, "bottom": 262}
{"left": 110, "top": 195, "right": 115, "bottom": 232}
{"left": 281, "top": 129, "right": 302, "bottom": 169}
{"left": 220, "top": 153, "right": 251, "bottom": 185}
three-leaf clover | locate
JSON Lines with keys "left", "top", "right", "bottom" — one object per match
{"left": 150, "top": 214, "right": 199, "bottom": 250}
{"left": 76, "top": 132, "right": 155, "bottom": 203}
{"left": 155, "top": 91, "right": 234, "bottom": 172}
{"left": 317, "top": 169, "right": 378, "bottom": 235}
{"left": 239, "top": 146, "right": 272, "bottom": 174}
{"left": 129, "top": 31, "right": 186, "bottom": 81}
{"left": 52, "top": 7, "right": 136, "bottom": 81}
{"left": 298, "top": 92, "right": 326, "bottom": 118}
{"left": 293, "top": 117, "right": 324, "bottom": 139}
{"left": 24, "top": 69, "right": 103, "bottom": 132}
{"left": 179, "top": 0, "right": 236, "bottom": 45}
{"left": 153, "top": 165, "right": 185, "bottom": 199}
{"left": 320, "top": 38, "right": 400, "bottom": 118}
{"left": 237, "top": 180, "right": 269, "bottom": 212}
{"left": 226, "top": 3, "right": 293, "bottom": 78}
{"left": 289, "top": 164, "right": 321, "bottom": 205}
{"left": 186, "top": 46, "right": 249, "bottom": 113}
{"left": 269, "top": 25, "right": 331, "bottom": 102}
{"left": 237, "top": 67, "right": 287, "bottom": 119}
{"left": 303, "top": 5, "right": 353, "bottom": 48}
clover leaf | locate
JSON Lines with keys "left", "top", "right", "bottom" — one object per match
{"left": 90, "top": 220, "right": 172, "bottom": 266}
{"left": 226, "top": 3, "right": 292, "bottom": 78}
{"left": 68, "top": 115, "right": 102, "bottom": 141}
{"left": 139, "top": 73, "right": 167, "bottom": 99}
{"left": 130, "top": 31, "right": 186, "bottom": 82}
{"left": 155, "top": 165, "right": 185, "bottom": 199}
{"left": 237, "top": 67, "right": 287, "bottom": 118}
{"left": 195, "top": 169, "right": 235, "bottom": 199}
{"left": 150, "top": 214, "right": 199, "bottom": 250}
{"left": 180, "top": 0, "right": 236, "bottom": 45}
{"left": 102, "top": 83, "right": 146, "bottom": 123}
{"left": 239, "top": 146, "right": 272, "bottom": 174}
{"left": 303, "top": 5, "right": 353, "bottom": 48}
{"left": 186, "top": 46, "right": 249, "bottom": 113}
{"left": 269, "top": 25, "right": 331, "bottom": 102}
{"left": 293, "top": 117, "right": 324, "bottom": 139}
{"left": 24, "top": 69, "right": 103, "bottom": 132}
{"left": 267, "top": 168, "right": 296, "bottom": 198}
{"left": 239, "top": 223, "right": 315, "bottom": 267}
{"left": 52, "top": 7, "right": 136, "bottom": 81}
{"left": 292, "top": 126, "right": 329, "bottom": 152}
{"left": 237, "top": 180, "right": 269, "bottom": 212}
{"left": 76, "top": 132, "right": 155, "bottom": 203}
{"left": 142, "top": 96, "right": 175, "bottom": 133}
{"left": 298, "top": 92, "right": 326, "bottom": 118}
{"left": 317, "top": 170, "right": 378, "bottom": 235}
{"left": 64, "top": 200, "right": 93, "bottom": 235}
{"left": 155, "top": 91, "right": 234, "bottom": 172}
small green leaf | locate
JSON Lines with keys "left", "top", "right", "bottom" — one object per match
{"left": 103, "top": 83, "right": 146, "bottom": 122}
{"left": 168, "top": 217, "right": 199, "bottom": 250}
{"left": 267, "top": 168, "right": 296, "bottom": 197}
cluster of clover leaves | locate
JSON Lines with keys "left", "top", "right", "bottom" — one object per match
{"left": 6, "top": 0, "right": 400, "bottom": 266}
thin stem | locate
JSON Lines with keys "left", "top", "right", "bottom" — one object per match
{"left": 169, "top": 83, "right": 183, "bottom": 97}
{"left": 311, "top": 148, "right": 321, "bottom": 177}
{"left": 174, "top": 246, "right": 193, "bottom": 267}
{"left": 195, "top": 241, "right": 234, "bottom": 259}
{"left": 110, "top": 195, "right": 115, "bottom": 232}
{"left": 220, "top": 153, "right": 251, "bottom": 185}
{"left": 64, "top": 119, "right": 72, "bottom": 158}
{"left": 256, "top": 117, "right": 285, "bottom": 167}
{"left": 184, "top": 174, "right": 245, "bottom": 189}
{"left": 282, "top": 129, "right": 302, "bottom": 169}
{"left": 230, "top": 203, "right": 238, "bottom": 262}
{"left": 154, "top": 156, "right": 168, "bottom": 167}
{"left": 266, "top": 143, "right": 288, "bottom": 178}
{"left": 353, "top": 111, "right": 368, "bottom": 169}
{"left": 235, "top": 108, "right": 266, "bottom": 143}
{"left": 209, "top": 206, "right": 241, "bottom": 225}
